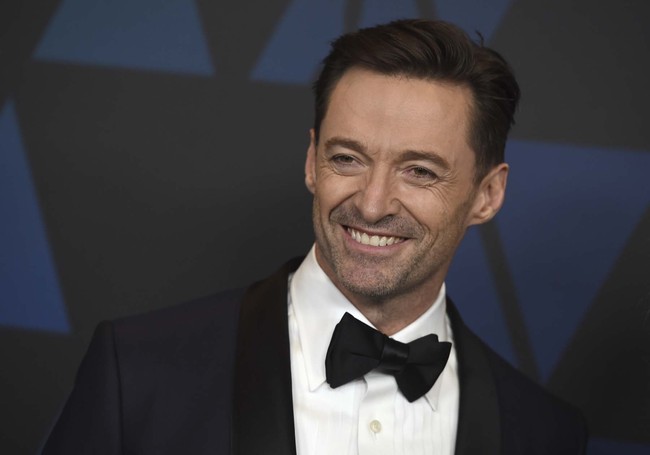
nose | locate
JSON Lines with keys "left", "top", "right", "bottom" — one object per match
{"left": 354, "top": 167, "right": 399, "bottom": 224}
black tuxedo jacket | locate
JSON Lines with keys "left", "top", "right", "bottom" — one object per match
{"left": 43, "top": 258, "right": 587, "bottom": 454}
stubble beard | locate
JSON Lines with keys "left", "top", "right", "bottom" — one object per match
{"left": 312, "top": 203, "right": 448, "bottom": 305}
{"left": 328, "top": 247, "right": 432, "bottom": 303}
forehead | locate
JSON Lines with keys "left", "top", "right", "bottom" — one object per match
{"left": 321, "top": 68, "right": 475, "bottom": 163}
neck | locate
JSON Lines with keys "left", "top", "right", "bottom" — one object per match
{"left": 340, "top": 280, "right": 444, "bottom": 336}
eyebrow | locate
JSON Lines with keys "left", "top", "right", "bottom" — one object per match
{"left": 323, "top": 137, "right": 366, "bottom": 154}
{"left": 399, "top": 149, "right": 451, "bottom": 171}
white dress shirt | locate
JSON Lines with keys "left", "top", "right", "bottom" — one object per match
{"left": 288, "top": 247, "right": 459, "bottom": 455}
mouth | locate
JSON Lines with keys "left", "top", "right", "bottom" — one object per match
{"left": 346, "top": 227, "right": 406, "bottom": 247}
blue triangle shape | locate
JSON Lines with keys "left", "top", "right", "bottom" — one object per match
{"left": 34, "top": 0, "right": 214, "bottom": 76}
{"left": 447, "top": 226, "right": 517, "bottom": 365}
{"left": 436, "top": 0, "right": 513, "bottom": 41}
{"left": 497, "top": 140, "right": 650, "bottom": 380}
{"left": 0, "top": 101, "right": 70, "bottom": 333}
{"left": 251, "top": 0, "right": 421, "bottom": 85}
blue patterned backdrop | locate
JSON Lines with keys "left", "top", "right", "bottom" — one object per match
{"left": 1, "top": 1, "right": 648, "bottom": 453}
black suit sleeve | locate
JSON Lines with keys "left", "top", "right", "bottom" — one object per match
{"left": 42, "top": 322, "right": 123, "bottom": 455}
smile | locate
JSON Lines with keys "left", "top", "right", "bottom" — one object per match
{"left": 346, "top": 227, "right": 406, "bottom": 247}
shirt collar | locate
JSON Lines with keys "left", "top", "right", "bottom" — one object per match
{"left": 289, "top": 245, "right": 450, "bottom": 410}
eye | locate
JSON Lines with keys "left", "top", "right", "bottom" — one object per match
{"left": 329, "top": 154, "right": 363, "bottom": 174}
{"left": 406, "top": 166, "right": 437, "bottom": 182}
{"left": 331, "top": 154, "right": 356, "bottom": 165}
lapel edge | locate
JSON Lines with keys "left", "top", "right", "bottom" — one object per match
{"left": 232, "top": 257, "right": 303, "bottom": 455}
{"left": 448, "top": 298, "right": 502, "bottom": 455}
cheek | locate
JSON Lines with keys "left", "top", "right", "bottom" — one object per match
{"left": 313, "top": 186, "right": 341, "bottom": 225}
{"left": 402, "top": 193, "right": 468, "bottom": 245}
{"left": 400, "top": 190, "right": 445, "bottom": 224}
{"left": 316, "top": 175, "right": 358, "bottom": 208}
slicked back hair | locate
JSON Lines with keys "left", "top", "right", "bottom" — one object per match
{"left": 313, "top": 19, "right": 520, "bottom": 182}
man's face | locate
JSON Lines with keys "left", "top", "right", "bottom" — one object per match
{"left": 305, "top": 68, "right": 507, "bottom": 305}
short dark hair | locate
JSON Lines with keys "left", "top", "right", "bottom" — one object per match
{"left": 313, "top": 19, "right": 520, "bottom": 181}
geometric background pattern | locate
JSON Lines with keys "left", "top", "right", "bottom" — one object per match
{"left": 1, "top": 0, "right": 648, "bottom": 453}
{"left": 34, "top": 0, "right": 214, "bottom": 76}
{"left": 0, "top": 100, "right": 69, "bottom": 333}
{"left": 498, "top": 140, "right": 650, "bottom": 381}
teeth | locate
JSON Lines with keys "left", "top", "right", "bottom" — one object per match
{"left": 347, "top": 228, "right": 404, "bottom": 247}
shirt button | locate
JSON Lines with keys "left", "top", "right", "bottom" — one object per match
{"left": 369, "top": 419, "right": 382, "bottom": 434}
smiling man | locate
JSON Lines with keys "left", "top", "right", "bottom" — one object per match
{"left": 44, "top": 20, "right": 587, "bottom": 455}
{"left": 306, "top": 68, "right": 500, "bottom": 335}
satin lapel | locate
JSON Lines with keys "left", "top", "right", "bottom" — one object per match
{"left": 232, "top": 258, "right": 303, "bottom": 455}
{"left": 447, "top": 299, "right": 502, "bottom": 455}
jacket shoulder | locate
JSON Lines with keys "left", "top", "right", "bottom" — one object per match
{"left": 111, "top": 288, "right": 245, "bottom": 451}
{"left": 112, "top": 287, "right": 245, "bottom": 343}
{"left": 108, "top": 287, "right": 246, "bottom": 392}
{"left": 43, "top": 288, "right": 246, "bottom": 454}
{"left": 448, "top": 299, "right": 587, "bottom": 454}
{"left": 481, "top": 334, "right": 588, "bottom": 454}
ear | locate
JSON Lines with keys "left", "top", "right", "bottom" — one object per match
{"left": 467, "top": 163, "right": 509, "bottom": 226}
{"left": 305, "top": 129, "right": 317, "bottom": 194}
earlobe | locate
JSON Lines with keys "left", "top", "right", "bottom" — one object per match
{"left": 468, "top": 163, "right": 509, "bottom": 226}
{"left": 305, "top": 129, "right": 317, "bottom": 194}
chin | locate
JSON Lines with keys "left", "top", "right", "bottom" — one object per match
{"left": 336, "top": 267, "right": 406, "bottom": 301}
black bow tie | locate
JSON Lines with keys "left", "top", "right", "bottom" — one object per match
{"left": 325, "top": 312, "right": 452, "bottom": 402}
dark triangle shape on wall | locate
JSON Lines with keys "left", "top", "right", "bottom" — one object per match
{"left": 447, "top": 226, "right": 518, "bottom": 367}
{"left": 497, "top": 140, "right": 650, "bottom": 382}
{"left": 548, "top": 206, "right": 650, "bottom": 443}
{"left": 436, "top": 0, "right": 513, "bottom": 41}
{"left": 251, "top": 0, "right": 514, "bottom": 85}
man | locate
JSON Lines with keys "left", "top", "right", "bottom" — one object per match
{"left": 43, "top": 19, "right": 587, "bottom": 454}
